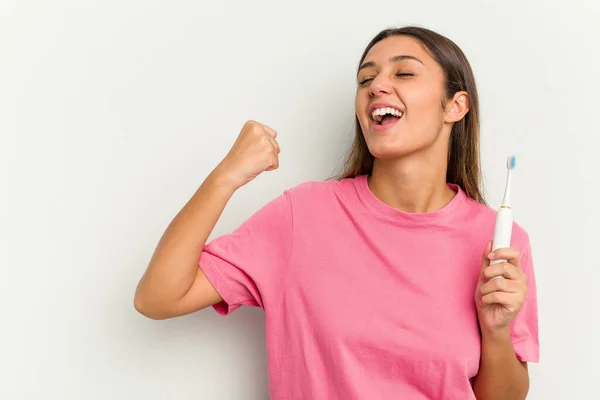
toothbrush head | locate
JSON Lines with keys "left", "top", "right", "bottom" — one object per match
{"left": 507, "top": 155, "right": 517, "bottom": 170}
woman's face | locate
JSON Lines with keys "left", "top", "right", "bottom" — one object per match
{"left": 355, "top": 35, "right": 458, "bottom": 160}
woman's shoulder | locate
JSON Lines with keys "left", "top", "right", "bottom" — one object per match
{"left": 466, "top": 197, "right": 532, "bottom": 248}
{"left": 284, "top": 176, "right": 360, "bottom": 200}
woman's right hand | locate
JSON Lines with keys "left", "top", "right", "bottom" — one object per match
{"left": 213, "top": 120, "right": 281, "bottom": 190}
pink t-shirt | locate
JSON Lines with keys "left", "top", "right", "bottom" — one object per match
{"left": 199, "top": 175, "right": 539, "bottom": 399}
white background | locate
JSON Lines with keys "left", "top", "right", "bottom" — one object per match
{"left": 2, "top": 0, "right": 599, "bottom": 398}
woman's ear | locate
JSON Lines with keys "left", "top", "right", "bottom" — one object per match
{"left": 444, "top": 91, "right": 470, "bottom": 123}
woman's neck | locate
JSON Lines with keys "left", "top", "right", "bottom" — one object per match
{"left": 368, "top": 154, "right": 456, "bottom": 214}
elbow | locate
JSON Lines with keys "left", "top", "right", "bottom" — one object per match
{"left": 133, "top": 293, "right": 159, "bottom": 319}
{"left": 134, "top": 290, "right": 172, "bottom": 320}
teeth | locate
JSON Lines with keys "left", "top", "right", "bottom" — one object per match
{"left": 371, "top": 107, "right": 403, "bottom": 122}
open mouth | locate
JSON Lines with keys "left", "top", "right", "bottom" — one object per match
{"left": 371, "top": 107, "right": 404, "bottom": 127}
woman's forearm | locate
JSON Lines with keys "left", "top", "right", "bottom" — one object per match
{"left": 134, "top": 167, "right": 237, "bottom": 316}
{"left": 473, "top": 327, "right": 529, "bottom": 400}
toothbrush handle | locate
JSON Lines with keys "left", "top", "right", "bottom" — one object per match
{"left": 490, "top": 207, "right": 513, "bottom": 279}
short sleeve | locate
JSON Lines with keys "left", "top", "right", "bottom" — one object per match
{"left": 198, "top": 191, "right": 293, "bottom": 316}
{"left": 509, "top": 236, "right": 540, "bottom": 362}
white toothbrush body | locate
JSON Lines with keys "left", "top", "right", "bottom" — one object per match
{"left": 490, "top": 156, "right": 516, "bottom": 279}
{"left": 491, "top": 207, "right": 513, "bottom": 265}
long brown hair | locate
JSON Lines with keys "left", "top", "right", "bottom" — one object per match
{"left": 335, "top": 26, "right": 486, "bottom": 205}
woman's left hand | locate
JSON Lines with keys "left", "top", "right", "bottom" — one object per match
{"left": 475, "top": 240, "right": 528, "bottom": 335}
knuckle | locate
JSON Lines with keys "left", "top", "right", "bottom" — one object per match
{"left": 494, "top": 279, "right": 505, "bottom": 291}
{"left": 480, "top": 283, "right": 488, "bottom": 296}
{"left": 484, "top": 269, "right": 493, "bottom": 280}
{"left": 251, "top": 123, "right": 264, "bottom": 134}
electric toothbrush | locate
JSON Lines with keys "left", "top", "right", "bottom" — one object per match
{"left": 490, "top": 155, "right": 516, "bottom": 280}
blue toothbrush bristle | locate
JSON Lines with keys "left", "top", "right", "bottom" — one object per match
{"left": 508, "top": 155, "right": 517, "bottom": 169}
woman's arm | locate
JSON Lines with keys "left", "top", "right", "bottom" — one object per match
{"left": 134, "top": 170, "right": 235, "bottom": 319}
{"left": 473, "top": 242, "right": 533, "bottom": 399}
{"left": 472, "top": 327, "right": 529, "bottom": 400}
{"left": 134, "top": 121, "right": 280, "bottom": 319}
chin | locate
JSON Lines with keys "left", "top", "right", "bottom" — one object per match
{"left": 365, "top": 127, "right": 439, "bottom": 161}
{"left": 366, "top": 143, "right": 410, "bottom": 160}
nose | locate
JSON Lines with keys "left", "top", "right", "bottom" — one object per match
{"left": 368, "top": 75, "right": 393, "bottom": 97}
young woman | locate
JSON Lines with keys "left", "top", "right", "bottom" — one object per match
{"left": 134, "top": 26, "right": 539, "bottom": 399}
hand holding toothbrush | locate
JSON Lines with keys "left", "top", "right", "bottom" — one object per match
{"left": 475, "top": 240, "right": 528, "bottom": 335}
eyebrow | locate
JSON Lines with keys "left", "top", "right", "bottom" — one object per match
{"left": 358, "top": 55, "right": 424, "bottom": 74}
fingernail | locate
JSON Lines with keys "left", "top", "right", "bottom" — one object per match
{"left": 488, "top": 252, "right": 494, "bottom": 259}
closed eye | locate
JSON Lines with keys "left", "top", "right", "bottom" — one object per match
{"left": 359, "top": 73, "right": 414, "bottom": 86}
